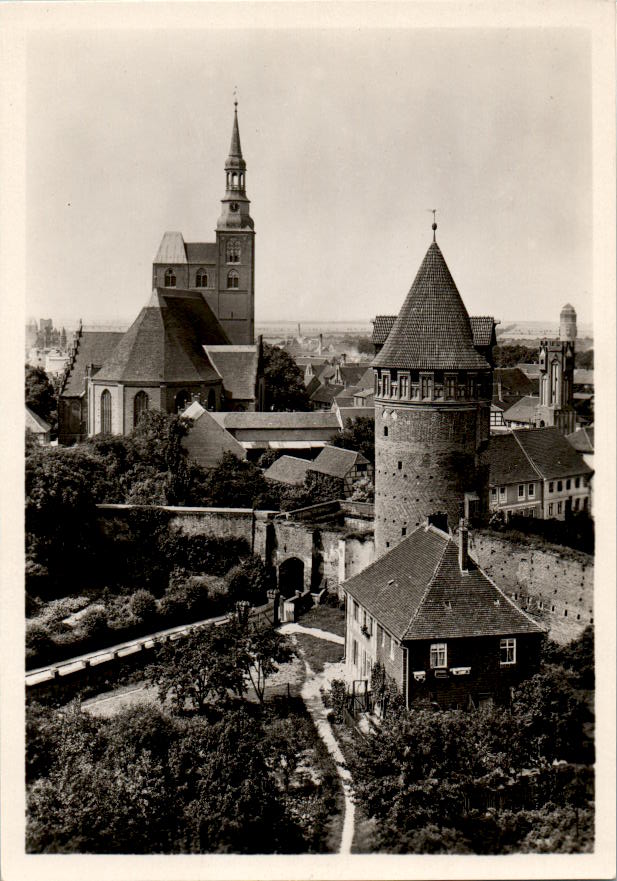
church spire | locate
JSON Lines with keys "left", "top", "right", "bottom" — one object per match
{"left": 218, "top": 100, "right": 254, "bottom": 231}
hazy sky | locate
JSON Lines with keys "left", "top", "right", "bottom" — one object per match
{"left": 26, "top": 24, "right": 592, "bottom": 328}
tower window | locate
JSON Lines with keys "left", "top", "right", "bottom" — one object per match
{"left": 226, "top": 240, "right": 241, "bottom": 263}
{"left": 398, "top": 461, "right": 402, "bottom": 470}
{"left": 400, "top": 375, "right": 409, "bottom": 398}
{"left": 100, "top": 389, "right": 112, "bottom": 434}
{"left": 164, "top": 268, "right": 176, "bottom": 288}
{"left": 133, "top": 390, "right": 148, "bottom": 428}
{"left": 421, "top": 375, "right": 430, "bottom": 398}
{"left": 227, "top": 270, "right": 239, "bottom": 289}
{"left": 383, "top": 426, "right": 388, "bottom": 437}
{"left": 196, "top": 269, "right": 208, "bottom": 287}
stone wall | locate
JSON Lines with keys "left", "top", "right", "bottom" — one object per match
{"left": 469, "top": 530, "right": 593, "bottom": 644}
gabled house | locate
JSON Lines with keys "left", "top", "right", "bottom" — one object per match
{"left": 26, "top": 406, "right": 52, "bottom": 444}
{"left": 484, "top": 427, "right": 592, "bottom": 520}
{"left": 343, "top": 521, "right": 545, "bottom": 709}
{"left": 308, "top": 445, "right": 373, "bottom": 496}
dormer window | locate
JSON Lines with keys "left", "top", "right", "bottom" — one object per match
{"left": 226, "top": 240, "right": 241, "bottom": 263}
{"left": 227, "top": 270, "right": 239, "bottom": 289}
{"left": 196, "top": 269, "right": 208, "bottom": 287}
{"left": 164, "top": 268, "right": 176, "bottom": 288}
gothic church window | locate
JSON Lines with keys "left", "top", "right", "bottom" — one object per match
{"left": 133, "top": 391, "right": 148, "bottom": 427}
{"left": 226, "top": 240, "right": 241, "bottom": 263}
{"left": 196, "top": 269, "right": 208, "bottom": 287}
{"left": 227, "top": 270, "right": 239, "bottom": 289}
{"left": 164, "top": 268, "right": 176, "bottom": 288}
{"left": 175, "top": 390, "right": 190, "bottom": 412}
{"left": 100, "top": 389, "right": 112, "bottom": 434}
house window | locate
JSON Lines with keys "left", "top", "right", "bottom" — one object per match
{"left": 499, "top": 486, "right": 506, "bottom": 501}
{"left": 491, "top": 487, "right": 497, "bottom": 499}
{"left": 226, "top": 240, "right": 241, "bottom": 263}
{"left": 500, "top": 638, "right": 516, "bottom": 665}
{"left": 573, "top": 498, "right": 579, "bottom": 511}
{"left": 400, "top": 375, "right": 409, "bottom": 398}
{"left": 557, "top": 502, "right": 562, "bottom": 514}
{"left": 549, "top": 481, "right": 554, "bottom": 493}
{"left": 575, "top": 477, "right": 580, "bottom": 488}
{"left": 583, "top": 497, "right": 589, "bottom": 511}
{"left": 352, "top": 639, "right": 358, "bottom": 666}
{"left": 528, "top": 484, "right": 535, "bottom": 498}
{"left": 164, "top": 268, "right": 176, "bottom": 287}
{"left": 557, "top": 480, "right": 563, "bottom": 492}
{"left": 518, "top": 484, "right": 525, "bottom": 499}
{"left": 430, "top": 643, "right": 447, "bottom": 669}
{"left": 133, "top": 390, "right": 148, "bottom": 427}
{"left": 548, "top": 503, "right": 554, "bottom": 516}
{"left": 195, "top": 269, "right": 208, "bottom": 287}
{"left": 353, "top": 600, "right": 359, "bottom": 622}
{"left": 227, "top": 270, "right": 239, "bottom": 289}
{"left": 100, "top": 389, "right": 112, "bottom": 434}
{"left": 398, "top": 461, "right": 402, "bottom": 470}
{"left": 566, "top": 478, "right": 571, "bottom": 490}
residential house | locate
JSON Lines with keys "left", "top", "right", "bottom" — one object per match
{"left": 26, "top": 406, "right": 51, "bottom": 444}
{"left": 484, "top": 427, "right": 592, "bottom": 520}
{"left": 307, "top": 445, "right": 373, "bottom": 496}
{"left": 343, "top": 521, "right": 544, "bottom": 709}
{"left": 263, "top": 455, "right": 312, "bottom": 486}
{"left": 204, "top": 342, "right": 265, "bottom": 411}
{"left": 502, "top": 395, "right": 539, "bottom": 429}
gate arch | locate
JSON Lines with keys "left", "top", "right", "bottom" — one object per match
{"left": 278, "top": 557, "right": 305, "bottom": 597}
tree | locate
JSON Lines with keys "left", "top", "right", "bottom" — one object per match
{"left": 25, "top": 365, "right": 57, "bottom": 427}
{"left": 331, "top": 416, "right": 375, "bottom": 464}
{"left": 575, "top": 349, "right": 593, "bottom": 369}
{"left": 146, "top": 626, "right": 247, "bottom": 714}
{"left": 493, "top": 345, "right": 539, "bottom": 368}
{"left": 303, "top": 469, "right": 345, "bottom": 503}
{"left": 129, "top": 589, "right": 158, "bottom": 623}
{"left": 262, "top": 343, "right": 310, "bottom": 411}
{"left": 228, "top": 612, "right": 295, "bottom": 704}
{"left": 225, "top": 555, "right": 272, "bottom": 605}
{"left": 200, "top": 452, "right": 275, "bottom": 509}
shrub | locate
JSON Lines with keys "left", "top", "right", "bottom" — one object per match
{"left": 226, "top": 555, "right": 272, "bottom": 605}
{"left": 26, "top": 621, "right": 55, "bottom": 661}
{"left": 160, "top": 573, "right": 211, "bottom": 623}
{"left": 76, "top": 607, "right": 108, "bottom": 641}
{"left": 328, "top": 679, "right": 348, "bottom": 724}
{"left": 129, "top": 589, "right": 158, "bottom": 623}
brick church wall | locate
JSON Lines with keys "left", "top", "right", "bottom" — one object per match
{"left": 469, "top": 531, "right": 593, "bottom": 644}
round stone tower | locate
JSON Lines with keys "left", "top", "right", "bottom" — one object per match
{"left": 372, "top": 234, "right": 492, "bottom": 557}
{"left": 559, "top": 303, "right": 577, "bottom": 342}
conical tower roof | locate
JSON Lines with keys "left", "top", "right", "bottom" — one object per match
{"left": 225, "top": 104, "right": 245, "bottom": 171}
{"left": 373, "top": 241, "right": 490, "bottom": 371}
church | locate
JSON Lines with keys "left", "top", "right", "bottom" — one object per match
{"left": 59, "top": 105, "right": 263, "bottom": 445}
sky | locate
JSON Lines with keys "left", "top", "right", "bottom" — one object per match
{"left": 25, "top": 20, "right": 593, "bottom": 329}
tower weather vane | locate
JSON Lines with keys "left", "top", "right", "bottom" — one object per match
{"left": 428, "top": 208, "right": 438, "bottom": 241}
{"left": 233, "top": 86, "right": 239, "bottom": 108}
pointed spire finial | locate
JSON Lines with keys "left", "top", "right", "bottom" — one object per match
{"left": 233, "top": 86, "right": 239, "bottom": 110}
{"left": 430, "top": 208, "right": 437, "bottom": 242}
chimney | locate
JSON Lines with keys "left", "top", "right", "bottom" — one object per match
{"left": 341, "top": 352, "right": 347, "bottom": 365}
{"left": 318, "top": 333, "right": 323, "bottom": 355}
{"left": 497, "top": 378, "right": 502, "bottom": 401}
{"left": 458, "top": 518, "right": 469, "bottom": 572}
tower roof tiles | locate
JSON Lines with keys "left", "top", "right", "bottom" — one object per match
{"left": 372, "top": 242, "right": 491, "bottom": 371}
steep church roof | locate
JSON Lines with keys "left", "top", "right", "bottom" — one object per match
{"left": 372, "top": 242, "right": 491, "bottom": 371}
{"left": 94, "top": 288, "right": 229, "bottom": 384}
{"left": 60, "top": 331, "right": 125, "bottom": 397}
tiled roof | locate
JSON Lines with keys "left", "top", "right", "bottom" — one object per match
{"left": 339, "top": 364, "right": 371, "bottom": 387}
{"left": 61, "top": 331, "right": 124, "bottom": 397}
{"left": 305, "top": 376, "right": 322, "bottom": 397}
{"left": 373, "top": 313, "right": 495, "bottom": 352}
{"left": 210, "top": 411, "right": 340, "bottom": 431}
{"left": 373, "top": 243, "right": 491, "bottom": 371}
{"left": 264, "top": 455, "right": 311, "bottom": 486}
{"left": 573, "top": 369, "right": 594, "bottom": 386}
{"left": 317, "top": 364, "right": 336, "bottom": 382}
{"left": 205, "top": 345, "right": 258, "bottom": 401}
{"left": 344, "top": 525, "right": 543, "bottom": 641}
{"left": 310, "top": 383, "right": 344, "bottom": 406}
{"left": 469, "top": 316, "right": 495, "bottom": 347}
{"left": 353, "top": 388, "right": 375, "bottom": 401}
{"left": 333, "top": 389, "right": 355, "bottom": 408}
{"left": 513, "top": 427, "right": 593, "bottom": 480}
{"left": 154, "top": 232, "right": 187, "bottom": 264}
{"left": 483, "top": 433, "right": 540, "bottom": 485}
{"left": 372, "top": 315, "right": 396, "bottom": 346}
{"left": 26, "top": 406, "right": 51, "bottom": 433}
{"left": 566, "top": 425, "right": 594, "bottom": 454}
{"left": 336, "top": 407, "right": 375, "bottom": 427}
{"left": 185, "top": 243, "right": 218, "bottom": 264}
{"left": 309, "top": 445, "right": 369, "bottom": 479}
{"left": 493, "top": 368, "right": 537, "bottom": 400}
{"left": 502, "top": 395, "right": 539, "bottom": 424}
{"left": 94, "top": 289, "right": 228, "bottom": 383}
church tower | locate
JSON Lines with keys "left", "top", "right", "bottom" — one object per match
{"left": 216, "top": 102, "right": 255, "bottom": 344}
{"left": 535, "top": 303, "right": 576, "bottom": 435}
{"left": 372, "top": 226, "right": 492, "bottom": 557}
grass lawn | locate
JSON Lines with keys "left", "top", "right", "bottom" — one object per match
{"left": 298, "top": 603, "right": 346, "bottom": 638}
{"left": 294, "top": 633, "right": 344, "bottom": 674}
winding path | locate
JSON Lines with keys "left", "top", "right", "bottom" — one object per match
{"left": 279, "top": 623, "right": 355, "bottom": 854}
